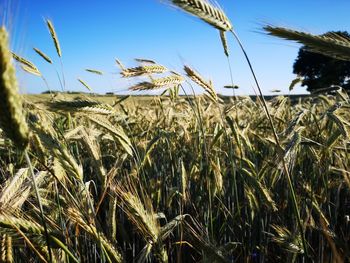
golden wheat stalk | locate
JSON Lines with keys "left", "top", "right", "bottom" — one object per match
{"left": 171, "top": 0, "right": 232, "bottom": 31}
{"left": 49, "top": 99, "right": 115, "bottom": 114}
{"left": 264, "top": 26, "right": 350, "bottom": 61}
{"left": 67, "top": 208, "right": 123, "bottom": 262}
{"left": 121, "top": 64, "right": 168, "bottom": 77}
{"left": 129, "top": 74, "right": 184, "bottom": 91}
{"left": 12, "top": 52, "right": 41, "bottom": 76}
{"left": 0, "top": 27, "right": 29, "bottom": 149}
{"left": 152, "top": 74, "right": 184, "bottom": 86}
{"left": 184, "top": 65, "right": 217, "bottom": 102}
{"left": 115, "top": 58, "right": 126, "bottom": 70}
{"left": 12, "top": 52, "right": 36, "bottom": 69}
{"left": 78, "top": 78, "right": 92, "bottom": 91}
{"left": 46, "top": 19, "right": 61, "bottom": 57}
{"left": 219, "top": 30, "right": 229, "bottom": 56}
{"left": 33, "top": 48, "right": 52, "bottom": 64}
{"left": 20, "top": 65, "right": 42, "bottom": 76}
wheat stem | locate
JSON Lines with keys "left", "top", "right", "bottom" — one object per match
{"left": 24, "top": 150, "right": 53, "bottom": 263}
{"left": 230, "top": 28, "right": 309, "bottom": 256}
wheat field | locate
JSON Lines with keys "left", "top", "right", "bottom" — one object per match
{"left": 0, "top": 0, "right": 349, "bottom": 262}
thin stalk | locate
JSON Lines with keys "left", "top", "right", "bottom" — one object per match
{"left": 59, "top": 59, "right": 66, "bottom": 91}
{"left": 24, "top": 149, "right": 53, "bottom": 262}
{"left": 54, "top": 67, "right": 64, "bottom": 93}
{"left": 230, "top": 29, "right": 309, "bottom": 257}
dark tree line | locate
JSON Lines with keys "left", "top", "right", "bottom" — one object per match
{"left": 293, "top": 31, "right": 350, "bottom": 93}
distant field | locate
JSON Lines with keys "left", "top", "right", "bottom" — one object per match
{"left": 25, "top": 93, "right": 310, "bottom": 104}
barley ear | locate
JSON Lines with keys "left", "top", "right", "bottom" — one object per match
{"left": 0, "top": 27, "right": 29, "bottom": 149}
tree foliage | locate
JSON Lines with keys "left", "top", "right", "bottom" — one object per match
{"left": 293, "top": 31, "right": 350, "bottom": 93}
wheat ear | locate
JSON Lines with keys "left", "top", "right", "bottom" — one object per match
{"left": 0, "top": 27, "right": 53, "bottom": 261}
{"left": 46, "top": 19, "right": 61, "bottom": 57}
{"left": 183, "top": 65, "right": 217, "bottom": 102}
{"left": 85, "top": 68, "right": 103, "bottom": 75}
{"left": 0, "top": 27, "right": 29, "bottom": 149}
{"left": 121, "top": 64, "right": 167, "bottom": 77}
{"left": 264, "top": 26, "right": 350, "bottom": 61}
{"left": 129, "top": 75, "right": 184, "bottom": 91}
{"left": 12, "top": 52, "right": 41, "bottom": 76}
{"left": 33, "top": 48, "right": 52, "bottom": 64}
{"left": 171, "top": 0, "right": 232, "bottom": 32}
{"left": 219, "top": 30, "right": 229, "bottom": 57}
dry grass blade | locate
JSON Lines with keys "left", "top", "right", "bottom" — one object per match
{"left": 46, "top": 19, "right": 61, "bottom": 57}
{"left": 171, "top": 0, "right": 232, "bottom": 32}
{"left": 33, "top": 48, "right": 52, "bottom": 64}
{"left": 264, "top": 26, "right": 350, "bottom": 61}
{"left": 0, "top": 27, "right": 29, "bottom": 149}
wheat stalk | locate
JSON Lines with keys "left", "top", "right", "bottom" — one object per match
{"left": 67, "top": 208, "right": 123, "bottom": 262}
{"left": 0, "top": 27, "right": 29, "bottom": 149}
{"left": 46, "top": 19, "right": 61, "bottom": 57}
{"left": 115, "top": 58, "right": 126, "bottom": 70}
{"left": 264, "top": 26, "right": 350, "bottom": 61}
{"left": 219, "top": 30, "right": 229, "bottom": 57}
{"left": 49, "top": 98, "right": 116, "bottom": 115}
{"left": 171, "top": 0, "right": 232, "bottom": 32}
{"left": 33, "top": 48, "right": 52, "bottom": 64}
{"left": 135, "top": 58, "right": 157, "bottom": 64}
{"left": 121, "top": 64, "right": 167, "bottom": 77}
{"left": 184, "top": 65, "right": 217, "bottom": 102}
{"left": 85, "top": 68, "right": 103, "bottom": 75}
{"left": 20, "top": 65, "right": 42, "bottom": 76}
{"left": 78, "top": 78, "right": 92, "bottom": 91}
{"left": 129, "top": 74, "right": 184, "bottom": 91}
{"left": 12, "top": 52, "right": 41, "bottom": 76}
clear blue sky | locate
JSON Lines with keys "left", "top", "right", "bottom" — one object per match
{"left": 2, "top": 0, "right": 350, "bottom": 95}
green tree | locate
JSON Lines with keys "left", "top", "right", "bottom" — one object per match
{"left": 293, "top": 31, "right": 350, "bottom": 93}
